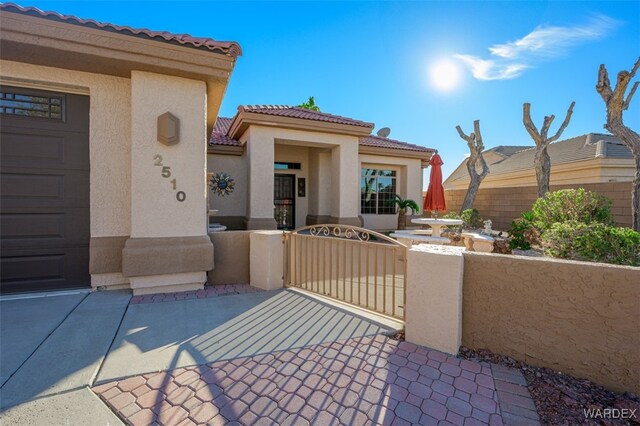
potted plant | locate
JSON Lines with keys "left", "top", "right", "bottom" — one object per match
{"left": 388, "top": 194, "right": 420, "bottom": 230}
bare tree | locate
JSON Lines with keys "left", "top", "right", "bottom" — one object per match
{"left": 596, "top": 57, "right": 640, "bottom": 231}
{"left": 455, "top": 120, "right": 489, "bottom": 212}
{"left": 523, "top": 101, "right": 575, "bottom": 198}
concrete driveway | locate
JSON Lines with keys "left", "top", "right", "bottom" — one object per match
{"left": 0, "top": 286, "right": 397, "bottom": 425}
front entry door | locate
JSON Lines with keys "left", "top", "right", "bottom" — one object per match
{"left": 274, "top": 174, "right": 295, "bottom": 230}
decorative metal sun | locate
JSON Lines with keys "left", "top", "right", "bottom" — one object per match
{"left": 209, "top": 172, "right": 235, "bottom": 197}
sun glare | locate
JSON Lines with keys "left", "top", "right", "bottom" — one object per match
{"left": 430, "top": 60, "right": 461, "bottom": 91}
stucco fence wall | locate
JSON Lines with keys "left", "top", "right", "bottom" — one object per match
{"left": 461, "top": 252, "right": 639, "bottom": 394}
{"left": 207, "top": 231, "right": 253, "bottom": 285}
{"left": 444, "top": 182, "right": 632, "bottom": 231}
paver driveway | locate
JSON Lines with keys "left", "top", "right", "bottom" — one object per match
{"left": 94, "top": 334, "right": 540, "bottom": 425}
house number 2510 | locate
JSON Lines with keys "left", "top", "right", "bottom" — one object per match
{"left": 153, "top": 154, "right": 186, "bottom": 202}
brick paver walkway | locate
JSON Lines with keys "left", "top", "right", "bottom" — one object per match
{"left": 94, "top": 335, "right": 539, "bottom": 425}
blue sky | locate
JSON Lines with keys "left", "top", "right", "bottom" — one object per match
{"left": 22, "top": 1, "right": 640, "bottom": 186}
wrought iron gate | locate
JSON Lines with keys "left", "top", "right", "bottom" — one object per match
{"left": 284, "top": 224, "right": 407, "bottom": 320}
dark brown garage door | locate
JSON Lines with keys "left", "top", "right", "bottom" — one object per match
{"left": 1, "top": 86, "right": 90, "bottom": 293}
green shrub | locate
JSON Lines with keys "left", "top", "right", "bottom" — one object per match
{"left": 531, "top": 188, "right": 613, "bottom": 231}
{"left": 542, "top": 221, "right": 640, "bottom": 266}
{"left": 442, "top": 211, "right": 461, "bottom": 220}
{"left": 461, "top": 208, "right": 483, "bottom": 229}
{"left": 441, "top": 211, "right": 462, "bottom": 231}
{"left": 509, "top": 211, "right": 534, "bottom": 250}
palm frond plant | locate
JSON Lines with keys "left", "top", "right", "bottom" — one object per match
{"left": 388, "top": 194, "right": 420, "bottom": 230}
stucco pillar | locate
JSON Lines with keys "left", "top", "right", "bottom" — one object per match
{"left": 405, "top": 245, "right": 465, "bottom": 355}
{"left": 330, "top": 143, "right": 361, "bottom": 226}
{"left": 245, "top": 128, "right": 277, "bottom": 230}
{"left": 123, "top": 71, "right": 213, "bottom": 295}
{"left": 250, "top": 231, "right": 284, "bottom": 290}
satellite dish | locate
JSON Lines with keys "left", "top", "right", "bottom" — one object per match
{"left": 376, "top": 127, "right": 391, "bottom": 138}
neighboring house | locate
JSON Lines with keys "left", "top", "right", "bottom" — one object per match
{"left": 443, "top": 133, "right": 634, "bottom": 229}
{"left": 207, "top": 106, "right": 433, "bottom": 231}
{"left": 0, "top": 4, "right": 240, "bottom": 294}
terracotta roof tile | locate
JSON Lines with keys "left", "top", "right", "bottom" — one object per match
{"left": 209, "top": 117, "right": 239, "bottom": 146}
{"left": 359, "top": 135, "right": 433, "bottom": 153}
{"left": 209, "top": 116, "right": 432, "bottom": 155}
{"left": 239, "top": 105, "right": 374, "bottom": 128}
{"left": 0, "top": 3, "right": 241, "bottom": 58}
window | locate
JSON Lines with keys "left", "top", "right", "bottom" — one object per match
{"left": 361, "top": 168, "right": 396, "bottom": 214}
{"left": 274, "top": 162, "right": 301, "bottom": 170}
{"left": 0, "top": 91, "right": 64, "bottom": 120}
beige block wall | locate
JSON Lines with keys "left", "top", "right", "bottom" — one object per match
{"left": 462, "top": 252, "right": 640, "bottom": 394}
{"left": 0, "top": 60, "right": 132, "bottom": 237}
{"left": 445, "top": 182, "right": 633, "bottom": 231}
{"left": 130, "top": 71, "right": 207, "bottom": 238}
{"left": 360, "top": 154, "right": 423, "bottom": 231}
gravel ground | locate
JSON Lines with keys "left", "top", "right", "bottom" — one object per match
{"left": 458, "top": 347, "right": 640, "bottom": 425}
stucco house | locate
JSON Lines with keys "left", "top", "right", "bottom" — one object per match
{"left": 443, "top": 133, "right": 634, "bottom": 229}
{"left": 207, "top": 106, "right": 433, "bottom": 231}
{"left": 0, "top": 4, "right": 433, "bottom": 296}
{"left": 0, "top": 4, "right": 240, "bottom": 294}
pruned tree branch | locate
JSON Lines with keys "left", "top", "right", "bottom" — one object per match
{"left": 541, "top": 115, "right": 555, "bottom": 140}
{"left": 522, "top": 101, "right": 575, "bottom": 197}
{"left": 523, "top": 103, "right": 542, "bottom": 146}
{"left": 549, "top": 101, "right": 576, "bottom": 143}
{"left": 473, "top": 120, "right": 484, "bottom": 151}
{"left": 456, "top": 121, "right": 489, "bottom": 212}
{"left": 596, "top": 64, "right": 613, "bottom": 103}
{"left": 624, "top": 81, "right": 638, "bottom": 110}
{"left": 597, "top": 58, "right": 640, "bottom": 231}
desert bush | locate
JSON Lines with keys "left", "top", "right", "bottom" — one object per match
{"left": 542, "top": 221, "right": 640, "bottom": 266}
{"left": 509, "top": 211, "right": 535, "bottom": 250}
{"left": 461, "top": 208, "right": 483, "bottom": 229}
{"left": 531, "top": 188, "right": 613, "bottom": 231}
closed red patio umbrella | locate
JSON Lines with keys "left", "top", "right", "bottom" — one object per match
{"left": 423, "top": 152, "right": 446, "bottom": 217}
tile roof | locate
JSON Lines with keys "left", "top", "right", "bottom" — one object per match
{"left": 0, "top": 3, "right": 241, "bottom": 58}
{"left": 209, "top": 116, "right": 432, "bottom": 154}
{"left": 209, "top": 117, "right": 239, "bottom": 146}
{"left": 238, "top": 105, "right": 375, "bottom": 129}
{"left": 445, "top": 133, "right": 633, "bottom": 183}
{"left": 359, "top": 135, "right": 433, "bottom": 153}
{"left": 490, "top": 145, "right": 528, "bottom": 158}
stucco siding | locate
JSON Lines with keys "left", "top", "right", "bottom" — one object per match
{"left": 462, "top": 252, "right": 640, "bottom": 394}
{"left": 360, "top": 154, "right": 423, "bottom": 231}
{"left": 130, "top": 71, "right": 207, "bottom": 238}
{"left": 207, "top": 153, "right": 248, "bottom": 217}
{"left": 0, "top": 60, "right": 132, "bottom": 238}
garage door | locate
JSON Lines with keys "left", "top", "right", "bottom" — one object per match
{"left": 1, "top": 86, "right": 90, "bottom": 293}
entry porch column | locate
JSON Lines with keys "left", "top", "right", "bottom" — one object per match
{"left": 330, "top": 142, "right": 361, "bottom": 226}
{"left": 245, "top": 128, "right": 277, "bottom": 230}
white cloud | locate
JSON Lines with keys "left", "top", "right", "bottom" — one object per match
{"left": 455, "top": 14, "right": 619, "bottom": 81}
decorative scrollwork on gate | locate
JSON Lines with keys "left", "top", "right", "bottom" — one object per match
{"left": 293, "top": 224, "right": 405, "bottom": 246}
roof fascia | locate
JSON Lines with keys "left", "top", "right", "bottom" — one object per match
{"left": 0, "top": 12, "right": 235, "bottom": 81}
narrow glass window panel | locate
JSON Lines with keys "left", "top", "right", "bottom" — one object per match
{"left": 0, "top": 91, "right": 64, "bottom": 120}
